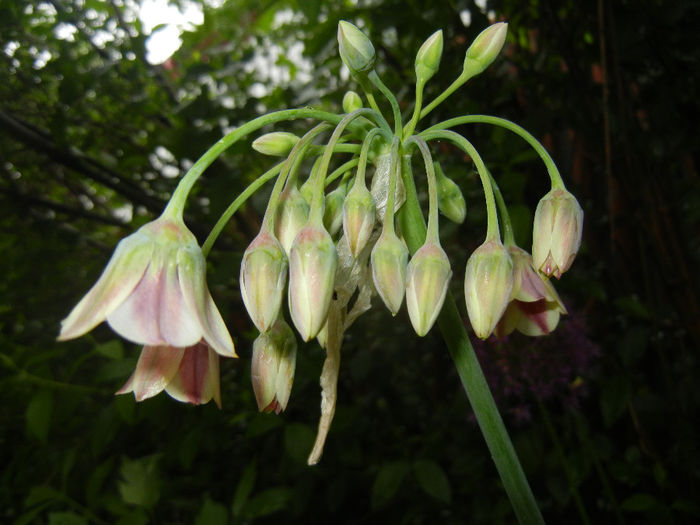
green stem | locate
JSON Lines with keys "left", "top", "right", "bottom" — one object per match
{"left": 325, "top": 158, "right": 360, "bottom": 187}
{"left": 404, "top": 136, "right": 439, "bottom": 243}
{"left": 397, "top": 156, "right": 544, "bottom": 525}
{"left": 161, "top": 108, "right": 385, "bottom": 220}
{"left": 369, "top": 71, "right": 403, "bottom": 138}
{"left": 403, "top": 78, "right": 425, "bottom": 139}
{"left": 538, "top": 400, "right": 591, "bottom": 525}
{"left": 489, "top": 171, "right": 515, "bottom": 246}
{"left": 201, "top": 162, "right": 283, "bottom": 256}
{"left": 421, "top": 130, "right": 500, "bottom": 242}
{"left": 423, "top": 115, "right": 565, "bottom": 188}
{"left": 419, "top": 70, "right": 471, "bottom": 120}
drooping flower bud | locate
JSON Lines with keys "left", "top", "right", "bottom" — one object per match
{"left": 371, "top": 152, "right": 405, "bottom": 223}
{"left": 435, "top": 161, "right": 466, "bottom": 224}
{"left": 405, "top": 241, "right": 452, "bottom": 336}
{"left": 342, "top": 91, "right": 363, "bottom": 113}
{"left": 371, "top": 231, "right": 409, "bottom": 315}
{"left": 464, "top": 239, "right": 514, "bottom": 339}
{"left": 532, "top": 187, "right": 584, "bottom": 278}
{"left": 275, "top": 184, "right": 310, "bottom": 256}
{"left": 415, "top": 30, "right": 443, "bottom": 83}
{"left": 239, "top": 230, "right": 288, "bottom": 333}
{"left": 463, "top": 22, "right": 508, "bottom": 77}
{"left": 252, "top": 132, "right": 299, "bottom": 157}
{"left": 337, "top": 20, "right": 376, "bottom": 75}
{"left": 343, "top": 177, "right": 376, "bottom": 257}
{"left": 323, "top": 183, "right": 347, "bottom": 237}
{"left": 251, "top": 318, "right": 297, "bottom": 414}
{"left": 288, "top": 224, "right": 338, "bottom": 341}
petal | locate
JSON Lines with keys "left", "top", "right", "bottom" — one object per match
{"left": 494, "top": 301, "right": 519, "bottom": 339}
{"left": 165, "top": 343, "right": 221, "bottom": 407}
{"left": 157, "top": 261, "right": 202, "bottom": 347}
{"left": 514, "top": 263, "right": 549, "bottom": 302}
{"left": 116, "top": 345, "right": 185, "bottom": 401}
{"left": 106, "top": 263, "right": 166, "bottom": 346}
{"left": 178, "top": 247, "right": 236, "bottom": 357}
{"left": 58, "top": 234, "right": 153, "bottom": 341}
{"left": 514, "top": 300, "right": 561, "bottom": 336}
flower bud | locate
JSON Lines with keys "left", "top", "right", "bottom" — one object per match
{"left": 532, "top": 187, "right": 583, "bottom": 278}
{"left": 342, "top": 91, "right": 363, "bottom": 113}
{"left": 343, "top": 177, "right": 376, "bottom": 257}
{"left": 464, "top": 239, "right": 514, "bottom": 339}
{"left": 463, "top": 22, "right": 508, "bottom": 77}
{"left": 371, "top": 231, "right": 409, "bottom": 315}
{"left": 275, "top": 184, "right": 310, "bottom": 256}
{"left": 337, "top": 20, "right": 376, "bottom": 75}
{"left": 406, "top": 241, "right": 452, "bottom": 336}
{"left": 299, "top": 176, "right": 314, "bottom": 205}
{"left": 239, "top": 230, "right": 288, "bottom": 332}
{"left": 251, "top": 318, "right": 297, "bottom": 414}
{"left": 288, "top": 224, "right": 338, "bottom": 341}
{"left": 252, "top": 132, "right": 299, "bottom": 156}
{"left": 415, "top": 30, "right": 443, "bottom": 83}
{"left": 323, "top": 183, "right": 347, "bottom": 237}
{"left": 435, "top": 162, "right": 466, "bottom": 224}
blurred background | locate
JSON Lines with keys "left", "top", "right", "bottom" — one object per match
{"left": 1, "top": 0, "right": 699, "bottom": 523}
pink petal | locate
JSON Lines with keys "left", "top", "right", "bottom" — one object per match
{"left": 116, "top": 345, "right": 185, "bottom": 401}
{"left": 494, "top": 302, "right": 519, "bottom": 339}
{"left": 165, "top": 343, "right": 221, "bottom": 407}
{"left": 157, "top": 262, "right": 202, "bottom": 347}
{"left": 514, "top": 300, "right": 561, "bottom": 336}
{"left": 58, "top": 235, "right": 153, "bottom": 341}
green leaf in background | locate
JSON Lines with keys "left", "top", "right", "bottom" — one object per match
{"left": 371, "top": 461, "right": 409, "bottom": 508}
{"left": 195, "top": 496, "right": 228, "bottom": 525}
{"left": 94, "top": 339, "right": 124, "bottom": 360}
{"left": 118, "top": 455, "right": 161, "bottom": 508}
{"left": 47, "top": 511, "right": 88, "bottom": 525}
{"left": 621, "top": 493, "right": 658, "bottom": 511}
{"left": 243, "top": 487, "right": 291, "bottom": 518}
{"left": 26, "top": 389, "right": 52, "bottom": 443}
{"left": 232, "top": 460, "right": 257, "bottom": 517}
{"left": 600, "top": 376, "right": 632, "bottom": 427}
{"left": 283, "top": 423, "right": 315, "bottom": 464}
{"left": 413, "top": 459, "right": 452, "bottom": 503}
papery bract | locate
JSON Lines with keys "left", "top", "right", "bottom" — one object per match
{"left": 117, "top": 341, "right": 221, "bottom": 407}
{"left": 405, "top": 241, "right": 452, "bottom": 336}
{"left": 532, "top": 187, "right": 584, "bottom": 278}
{"left": 59, "top": 216, "right": 236, "bottom": 357}
{"left": 251, "top": 318, "right": 297, "bottom": 414}
{"left": 288, "top": 224, "right": 338, "bottom": 341}
{"left": 464, "top": 239, "right": 514, "bottom": 339}
{"left": 240, "top": 230, "right": 288, "bottom": 332}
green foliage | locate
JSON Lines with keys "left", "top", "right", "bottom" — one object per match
{"left": 1, "top": 0, "right": 699, "bottom": 524}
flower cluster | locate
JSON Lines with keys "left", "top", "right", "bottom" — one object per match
{"left": 58, "top": 20, "right": 583, "bottom": 464}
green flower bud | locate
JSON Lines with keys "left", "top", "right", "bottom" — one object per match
{"left": 415, "top": 30, "right": 443, "bottom": 83}
{"left": 240, "top": 231, "right": 288, "bottom": 333}
{"left": 463, "top": 22, "right": 508, "bottom": 77}
{"left": 343, "top": 177, "right": 376, "bottom": 257}
{"left": 275, "top": 184, "right": 309, "bottom": 256}
{"left": 371, "top": 231, "right": 409, "bottom": 315}
{"left": 323, "top": 183, "right": 347, "bottom": 237}
{"left": 299, "top": 176, "right": 314, "bottom": 205}
{"left": 288, "top": 224, "right": 338, "bottom": 341}
{"left": 342, "top": 91, "right": 363, "bottom": 113}
{"left": 337, "top": 20, "right": 376, "bottom": 75}
{"left": 405, "top": 241, "right": 452, "bottom": 336}
{"left": 464, "top": 239, "right": 514, "bottom": 339}
{"left": 532, "top": 187, "right": 583, "bottom": 278}
{"left": 435, "top": 161, "right": 466, "bottom": 224}
{"left": 251, "top": 318, "right": 297, "bottom": 414}
{"left": 252, "top": 132, "right": 299, "bottom": 156}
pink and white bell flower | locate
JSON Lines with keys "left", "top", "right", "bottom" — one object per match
{"left": 58, "top": 215, "right": 236, "bottom": 358}
{"left": 117, "top": 342, "right": 221, "bottom": 407}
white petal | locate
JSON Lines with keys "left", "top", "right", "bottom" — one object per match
{"left": 157, "top": 261, "right": 202, "bottom": 347}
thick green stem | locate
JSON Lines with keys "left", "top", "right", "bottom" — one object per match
{"left": 397, "top": 156, "right": 544, "bottom": 525}
{"left": 423, "top": 115, "right": 565, "bottom": 188}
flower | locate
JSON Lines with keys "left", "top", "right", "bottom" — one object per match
{"left": 371, "top": 231, "right": 409, "bottom": 315}
{"left": 532, "top": 187, "right": 584, "bottom": 278}
{"left": 494, "top": 247, "right": 567, "bottom": 338}
{"left": 58, "top": 216, "right": 236, "bottom": 357}
{"left": 415, "top": 30, "right": 443, "bottom": 82}
{"left": 251, "top": 319, "right": 297, "bottom": 414}
{"left": 337, "top": 20, "right": 376, "bottom": 75}
{"left": 463, "top": 22, "right": 508, "bottom": 77}
{"left": 405, "top": 241, "right": 452, "bottom": 336}
{"left": 117, "top": 341, "right": 221, "bottom": 407}
{"left": 464, "top": 239, "right": 514, "bottom": 339}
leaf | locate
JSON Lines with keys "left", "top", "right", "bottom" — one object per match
{"left": 195, "top": 496, "right": 228, "bottom": 525}
{"left": 118, "top": 456, "right": 161, "bottom": 508}
{"left": 600, "top": 376, "right": 632, "bottom": 427}
{"left": 94, "top": 339, "right": 124, "bottom": 360}
{"left": 371, "top": 461, "right": 409, "bottom": 508}
{"left": 26, "top": 389, "right": 52, "bottom": 443}
{"left": 24, "top": 485, "right": 61, "bottom": 508}
{"left": 47, "top": 512, "right": 88, "bottom": 525}
{"left": 283, "top": 423, "right": 315, "bottom": 464}
{"left": 413, "top": 460, "right": 451, "bottom": 503}
{"left": 621, "top": 493, "right": 658, "bottom": 511}
{"left": 232, "top": 460, "right": 257, "bottom": 517}
{"left": 243, "top": 487, "right": 291, "bottom": 518}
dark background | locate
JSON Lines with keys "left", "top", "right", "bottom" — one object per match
{"left": 1, "top": 0, "right": 699, "bottom": 523}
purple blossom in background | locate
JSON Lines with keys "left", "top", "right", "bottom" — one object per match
{"left": 472, "top": 309, "right": 599, "bottom": 424}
